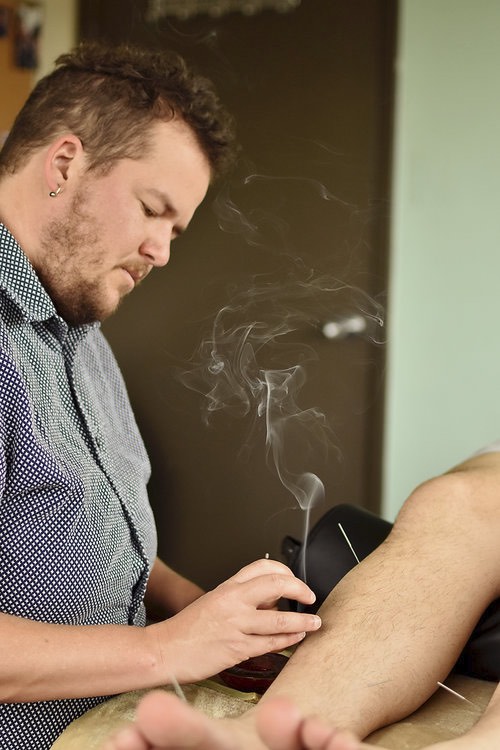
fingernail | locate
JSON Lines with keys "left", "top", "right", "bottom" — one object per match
{"left": 312, "top": 615, "right": 322, "bottom": 629}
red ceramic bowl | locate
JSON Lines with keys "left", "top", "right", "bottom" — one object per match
{"left": 219, "top": 652, "right": 288, "bottom": 694}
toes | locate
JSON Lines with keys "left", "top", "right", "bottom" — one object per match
{"left": 301, "top": 715, "right": 362, "bottom": 749}
{"left": 324, "top": 730, "right": 361, "bottom": 750}
{"left": 256, "top": 697, "right": 304, "bottom": 750}
{"left": 301, "top": 714, "right": 338, "bottom": 748}
{"left": 135, "top": 691, "right": 214, "bottom": 747}
{"left": 132, "top": 690, "right": 240, "bottom": 749}
{"left": 103, "top": 724, "right": 150, "bottom": 750}
{"left": 257, "top": 697, "right": 363, "bottom": 750}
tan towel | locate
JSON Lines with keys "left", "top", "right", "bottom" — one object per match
{"left": 367, "top": 675, "right": 496, "bottom": 748}
{"left": 51, "top": 681, "right": 255, "bottom": 749}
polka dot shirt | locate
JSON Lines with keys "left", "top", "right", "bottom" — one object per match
{"left": 0, "top": 224, "right": 158, "bottom": 748}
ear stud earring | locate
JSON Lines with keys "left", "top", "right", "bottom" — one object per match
{"left": 49, "top": 185, "right": 63, "bottom": 198}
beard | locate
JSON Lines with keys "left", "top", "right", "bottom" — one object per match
{"left": 36, "top": 192, "right": 124, "bottom": 326}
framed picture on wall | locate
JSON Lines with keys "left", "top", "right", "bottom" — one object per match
{"left": 15, "top": 2, "right": 43, "bottom": 69}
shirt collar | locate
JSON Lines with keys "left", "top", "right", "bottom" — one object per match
{"left": 0, "top": 222, "right": 99, "bottom": 339}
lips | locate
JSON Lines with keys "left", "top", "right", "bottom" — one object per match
{"left": 121, "top": 266, "right": 150, "bottom": 286}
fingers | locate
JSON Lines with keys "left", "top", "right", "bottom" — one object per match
{"left": 247, "top": 630, "right": 308, "bottom": 656}
{"left": 230, "top": 558, "right": 297, "bottom": 584}
{"left": 245, "top": 609, "right": 321, "bottom": 637}
{"left": 240, "top": 610, "right": 320, "bottom": 659}
{"left": 235, "top": 571, "right": 317, "bottom": 609}
{"left": 221, "top": 559, "right": 316, "bottom": 610}
{"left": 229, "top": 559, "right": 318, "bottom": 608}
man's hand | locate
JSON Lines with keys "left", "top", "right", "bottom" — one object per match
{"left": 148, "top": 558, "right": 321, "bottom": 684}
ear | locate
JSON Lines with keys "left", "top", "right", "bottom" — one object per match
{"left": 44, "top": 134, "right": 85, "bottom": 195}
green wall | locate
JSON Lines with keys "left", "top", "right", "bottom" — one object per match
{"left": 383, "top": 0, "right": 500, "bottom": 518}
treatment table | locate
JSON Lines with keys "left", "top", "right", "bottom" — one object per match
{"left": 52, "top": 673, "right": 496, "bottom": 749}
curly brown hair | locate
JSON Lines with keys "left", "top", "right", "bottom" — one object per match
{"left": 0, "top": 41, "right": 237, "bottom": 179}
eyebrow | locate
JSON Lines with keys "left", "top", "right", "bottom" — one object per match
{"left": 146, "top": 189, "right": 187, "bottom": 235}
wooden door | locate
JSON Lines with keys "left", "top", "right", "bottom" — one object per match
{"left": 81, "top": 0, "right": 396, "bottom": 588}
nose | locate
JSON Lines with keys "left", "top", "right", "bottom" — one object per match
{"left": 139, "top": 229, "right": 171, "bottom": 268}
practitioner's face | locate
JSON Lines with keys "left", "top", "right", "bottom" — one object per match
{"left": 36, "top": 120, "right": 211, "bottom": 325}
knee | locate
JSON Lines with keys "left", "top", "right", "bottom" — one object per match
{"left": 397, "top": 470, "right": 493, "bottom": 529}
{"left": 393, "top": 471, "right": 500, "bottom": 596}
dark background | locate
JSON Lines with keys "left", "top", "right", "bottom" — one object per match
{"left": 79, "top": 0, "right": 396, "bottom": 588}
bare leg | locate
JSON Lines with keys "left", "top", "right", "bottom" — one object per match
{"left": 105, "top": 455, "right": 500, "bottom": 749}
{"left": 256, "top": 459, "right": 500, "bottom": 736}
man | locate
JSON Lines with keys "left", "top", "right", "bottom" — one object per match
{"left": 0, "top": 42, "right": 321, "bottom": 749}
{"left": 105, "top": 447, "right": 500, "bottom": 750}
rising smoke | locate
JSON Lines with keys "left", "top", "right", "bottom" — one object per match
{"left": 176, "top": 263, "right": 384, "bottom": 573}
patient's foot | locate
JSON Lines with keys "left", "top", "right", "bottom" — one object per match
{"left": 103, "top": 692, "right": 366, "bottom": 750}
{"left": 256, "top": 697, "right": 364, "bottom": 749}
{"left": 103, "top": 688, "right": 500, "bottom": 750}
{"left": 258, "top": 696, "right": 500, "bottom": 750}
{"left": 102, "top": 690, "right": 249, "bottom": 749}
